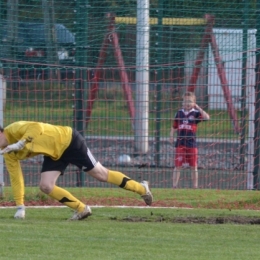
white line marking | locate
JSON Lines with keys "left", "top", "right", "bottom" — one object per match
{"left": 0, "top": 205, "right": 193, "bottom": 209}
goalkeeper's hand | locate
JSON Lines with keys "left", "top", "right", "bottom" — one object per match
{"left": 0, "top": 140, "right": 26, "bottom": 154}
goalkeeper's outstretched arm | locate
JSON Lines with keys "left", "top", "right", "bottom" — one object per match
{"left": 0, "top": 140, "right": 26, "bottom": 154}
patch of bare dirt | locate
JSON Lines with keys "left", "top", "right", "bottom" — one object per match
{"left": 116, "top": 215, "right": 260, "bottom": 225}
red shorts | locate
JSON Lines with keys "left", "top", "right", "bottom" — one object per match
{"left": 174, "top": 146, "right": 198, "bottom": 167}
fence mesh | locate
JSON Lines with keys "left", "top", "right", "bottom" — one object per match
{"left": 0, "top": 1, "right": 259, "bottom": 192}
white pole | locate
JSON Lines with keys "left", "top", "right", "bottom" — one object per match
{"left": 246, "top": 30, "right": 256, "bottom": 189}
{"left": 247, "top": 85, "right": 254, "bottom": 190}
{"left": 135, "top": 0, "right": 150, "bottom": 154}
{"left": 0, "top": 72, "right": 5, "bottom": 197}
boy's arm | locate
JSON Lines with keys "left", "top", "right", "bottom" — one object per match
{"left": 194, "top": 104, "right": 210, "bottom": 120}
{"left": 169, "top": 127, "right": 175, "bottom": 144}
{"left": 170, "top": 112, "right": 179, "bottom": 144}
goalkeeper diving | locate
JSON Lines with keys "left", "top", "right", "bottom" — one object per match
{"left": 0, "top": 121, "right": 153, "bottom": 220}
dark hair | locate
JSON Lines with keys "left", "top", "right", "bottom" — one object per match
{"left": 0, "top": 126, "right": 3, "bottom": 132}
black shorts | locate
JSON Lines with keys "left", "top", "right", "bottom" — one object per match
{"left": 41, "top": 129, "right": 97, "bottom": 174}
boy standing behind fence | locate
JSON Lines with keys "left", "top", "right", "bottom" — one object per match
{"left": 169, "top": 91, "right": 210, "bottom": 188}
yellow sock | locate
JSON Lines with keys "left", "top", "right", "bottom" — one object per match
{"left": 107, "top": 170, "right": 146, "bottom": 195}
{"left": 48, "top": 185, "right": 85, "bottom": 212}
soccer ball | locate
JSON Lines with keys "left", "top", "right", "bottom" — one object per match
{"left": 118, "top": 154, "right": 132, "bottom": 165}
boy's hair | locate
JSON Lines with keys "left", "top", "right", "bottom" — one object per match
{"left": 182, "top": 91, "right": 196, "bottom": 102}
{"left": 0, "top": 125, "right": 3, "bottom": 132}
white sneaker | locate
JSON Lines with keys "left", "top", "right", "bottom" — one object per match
{"left": 14, "top": 205, "right": 25, "bottom": 219}
{"left": 69, "top": 206, "right": 92, "bottom": 220}
{"left": 140, "top": 181, "right": 153, "bottom": 206}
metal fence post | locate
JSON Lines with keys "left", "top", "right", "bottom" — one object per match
{"left": 75, "top": 0, "right": 88, "bottom": 187}
{"left": 253, "top": 1, "right": 260, "bottom": 190}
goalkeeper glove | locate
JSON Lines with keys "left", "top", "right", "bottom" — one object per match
{"left": 0, "top": 140, "right": 26, "bottom": 154}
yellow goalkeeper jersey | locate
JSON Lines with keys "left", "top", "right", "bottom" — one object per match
{"left": 2, "top": 121, "right": 73, "bottom": 205}
{"left": 3, "top": 121, "right": 72, "bottom": 160}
